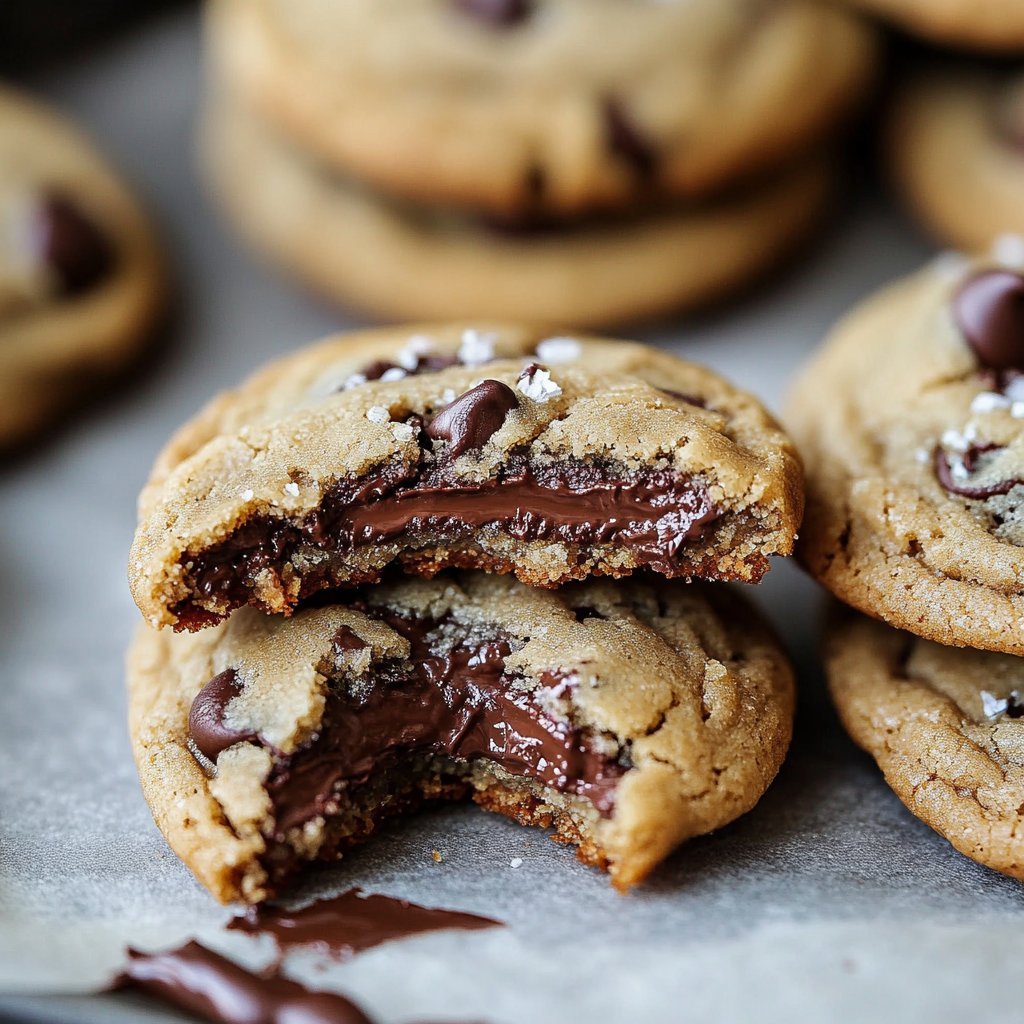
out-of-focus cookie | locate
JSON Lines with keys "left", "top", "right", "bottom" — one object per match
{"left": 201, "top": 91, "right": 833, "bottom": 328}
{"left": 205, "top": 0, "right": 875, "bottom": 216}
{"left": 787, "top": 248, "right": 1024, "bottom": 654}
{"left": 889, "top": 69, "right": 1024, "bottom": 251}
{"left": 128, "top": 324, "right": 803, "bottom": 631}
{"left": 127, "top": 572, "right": 796, "bottom": 903}
{"left": 827, "top": 605, "right": 1024, "bottom": 880}
{"left": 839, "top": 0, "right": 1024, "bottom": 52}
{"left": 0, "top": 85, "right": 163, "bottom": 448}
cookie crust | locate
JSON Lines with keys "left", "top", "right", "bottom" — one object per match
{"left": 127, "top": 574, "right": 795, "bottom": 903}
{"left": 827, "top": 606, "right": 1024, "bottom": 880}
{"left": 205, "top": 0, "right": 874, "bottom": 216}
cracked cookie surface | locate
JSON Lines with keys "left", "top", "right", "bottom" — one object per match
{"left": 127, "top": 572, "right": 796, "bottom": 903}
{"left": 889, "top": 69, "right": 1024, "bottom": 251}
{"left": 787, "top": 250, "right": 1024, "bottom": 654}
{"left": 201, "top": 88, "right": 833, "bottom": 328}
{"left": 827, "top": 605, "right": 1024, "bottom": 880}
{"left": 206, "top": 0, "right": 875, "bottom": 216}
{"left": 129, "top": 325, "right": 803, "bottom": 631}
{"left": 0, "top": 85, "right": 163, "bottom": 448}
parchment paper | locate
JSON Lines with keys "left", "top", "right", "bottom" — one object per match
{"left": 3, "top": 11, "right": 1022, "bottom": 1023}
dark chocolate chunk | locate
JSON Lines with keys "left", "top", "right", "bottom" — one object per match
{"left": 953, "top": 269, "right": 1024, "bottom": 371}
{"left": 425, "top": 379, "right": 518, "bottom": 456}
{"left": 331, "top": 625, "right": 368, "bottom": 653}
{"left": 453, "top": 0, "right": 533, "bottom": 26}
{"left": 933, "top": 445, "right": 1021, "bottom": 500}
{"left": 603, "top": 98, "right": 656, "bottom": 180}
{"left": 228, "top": 887, "right": 499, "bottom": 961}
{"left": 112, "top": 940, "right": 373, "bottom": 1024}
{"left": 32, "top": 193, "right": 113, "bottom": 295}
{"left": 188, "top": 669, "right": 257, "bottom": 762}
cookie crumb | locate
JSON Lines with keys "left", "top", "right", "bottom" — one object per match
{"left": 432, "top": 849, "right": 443, "bottom": 863}
{"left": 367, "top": 405, "right": 391, "bottom": 424}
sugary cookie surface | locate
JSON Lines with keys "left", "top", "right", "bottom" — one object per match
{"left": 130, "top": 325, "right": 802, "bottom": 631}
{"left": 788, "top": 246, "right": 1024, "bottom": 654}
{"left": 128, "top": 573, "right": 795, "bottom": 903}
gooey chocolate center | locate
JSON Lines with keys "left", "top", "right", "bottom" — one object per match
{"left": 179, "top": 451, "right": 718, "bottom": 628}
{"left": 188, "top": 609, "right": 625, "bottom": 841}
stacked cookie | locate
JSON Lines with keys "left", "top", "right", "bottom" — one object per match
{"left": 788, "top": 246, "right": 1024, "bottom": 879}
{"left": 199, "top": 0, "right": 877, "bottom": 328}
{"left": 127, "top": 325, "right": 803, "bottom": 903}
{"left": 0, "top": 84, "right": 163, "bottom": 448}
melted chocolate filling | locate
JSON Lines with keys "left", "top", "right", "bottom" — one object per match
{"left": 177, "top": 452, "right": 719, "bottom": 628}
{"left": 112, "top": 940, "right": 373, "bottom": 1024}
{"left": 934, "top": 444, "right": 1022, "bottom": 500}
{"left": 261, "top": 610, "right": 624, "bottom": 835}
{"left": 228, "top": 887, "right": 500, "bottom": 961}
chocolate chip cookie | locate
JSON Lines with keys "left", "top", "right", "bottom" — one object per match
{"left": 201, "top": 89, "right": 833, "bottom": 328}
{"left": 889, "top": 69, "right": 1024, "bottom": 251}
{"left": 0, "top": 86, "right": 163, "bottom": 448}
{"left": 787, "top": 249, "right": 1024, "bottom": 654}
{"left": 205, "top": 0, "right": 876, "bottom": 216}
{"left": 827, "top": 605, "right": 1024, "bottom": 880}
{"left": 127, "top": 572, "right": 796, "bottom": 903}
{"left": 839, "top": 0, "right": 1024, "bottom": 51}
{"left": 129, "top": 325, "right": 803, "bottom": 631}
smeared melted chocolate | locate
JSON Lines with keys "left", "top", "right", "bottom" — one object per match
{"left": 228, "top": 887, "right": 500, "bottom": 960}
{"left": 261, "top": 610, "right": 623, "bottom": 834}
{"left": 354, "top": 353, "right": 459, "bottom": 386}
{"left": 934, "top": 444, "right": 1022, "bottom": 499}
{"left": 112, "top": 940, "right": 373, "bottom": 1024}
{"left": 176, "top": 452, "right": 719, "bottom": 628}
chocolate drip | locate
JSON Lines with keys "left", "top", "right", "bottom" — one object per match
{"left": 176, "top": 453, "right": 719, "bottom": 628}
{"left": 933, "top": 445, "right": 1021, "bottom": 499}
{"left": 228, "top": 887, "right": 499, "bottom": 960}
{"left": 357, "top": 354, "right": 459, "bottom": 384}
{"left": 953, "top": 269, "right": 1024, "bottom": 372}
{"left": 188, "top": 669, "right": 257, "bottom": 762}
{"left": 263, "top": 612, "right": 623, "bottom": 834}
{"left": 426, "top": 380, "right": 519, "bottom": 456}
{"left": 33, "top": 193, "right": 113, "bottom": 295}
{"left": 603, "top": 98, "right": 656, "bottom": 180}
{"left": 112, "top": 940, "right": 373, "bottom": 1024}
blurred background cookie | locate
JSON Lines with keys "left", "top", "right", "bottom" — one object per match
{"left": 0, "top": 84, "right": 163, "bottom": 449}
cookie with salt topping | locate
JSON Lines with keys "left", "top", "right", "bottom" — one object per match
{"left": 129, "top": 324, "right": 803, "bottom": 631}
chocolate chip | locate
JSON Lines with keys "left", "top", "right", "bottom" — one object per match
{"left": 332, "top": 625, "right": 368, "bottom": 653}
{"left": 188, "top": 669, "right": 257, "bottom": 762}
{"left": 953, "top": 269, "right": 1024, "bottom": 371}
{"left": 933, "top": 445, "right": 1020, "bottom": 500}
{"left": 32, "top": 192, "right": 113, "bottom": 295}
{"left": 426, "top": 380, "right": 518, "bottom": 457}
{"left": 603, "top": 98, "right": 656, "bottom": 180}
{"left": 453, "top": 0, "right": 533, "bottom": 26}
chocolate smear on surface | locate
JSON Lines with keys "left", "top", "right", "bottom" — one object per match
{"left": 426, "top": 380, "right": 519, "bottom": 456}
{"left": 953, "top": 269, "right": 1024, "bottom": 372}
{"left": 934, "top": 444, "right": 1021, "bottom": 499}
{"left": 263, "top": 611, "right": 623, "bottom": 834}
{"left": 32, "top": 192, "right": 113, "bottom": 295}
{"left": 228, "top": 887, "right": 500, "bottom": 960}
{"left": 188, "top": 669, "right": 257, "bottom": 763}
{"left": 603, "top": 98, "right": 657, "bottom": 180}
{"left": 453, "top": 0, "right": 533, "bottom": 26}
{"left": 111, "top": 940, "right": 373, "bottom": 1024}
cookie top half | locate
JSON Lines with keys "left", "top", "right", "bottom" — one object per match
{"left": 840, "top": 0, "right": 1024, "bottom": 51}
{"left": 827, "top": 606, "right": 1024, "bottom": 880}
{"left": 0, "top": 85, "right": 163, "bottom": 447}
{"left": 129, "top": 325, "right": 803, "bottom": 631}
{"left": 787, "top": 247, "right": 1024, "bottom": 653}
{"left": 128, "top": 573, "right": 795, "bottom": 903}
{"left": 206, "top": 0, "right": 875, "bottom": 216}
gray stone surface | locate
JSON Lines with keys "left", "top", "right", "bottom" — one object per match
{"left": 2, "top": 10, "right": 1022, "bottom": 1023}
